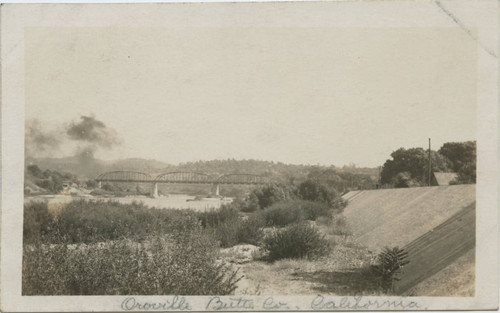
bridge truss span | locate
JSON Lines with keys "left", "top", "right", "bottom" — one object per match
{"left": 95, "top": 171, "right": 153, "bottom": 182}
{"left": 154, "top": 172, "right": 214, "bottom": 184}
{"left": 216, "top": 173, "right": 270, "bottom": 185}
{"left": 94, "top": 170, "right": 272, "bottom": 197}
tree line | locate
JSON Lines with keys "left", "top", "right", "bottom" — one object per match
{"left": 380, "top": 141, "right": 476, "bottom": 188}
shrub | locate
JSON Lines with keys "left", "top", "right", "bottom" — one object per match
{"left": 256, "top": 200, "right": 333, "bottom": 228}
{"left": 236, "top": 214, "right": 265, "bottom": 245}
{"left": 197, "top": 206, "right": 240, "bottom": 228}
{"left": 85, "top": 179, "right": 98, "bottom": 189}
{"left": 296, "top": 180, "right": 335, "bottom": 203}
{"left": 248, "top": 183, "right": 296, "bottom": 210}
{"left": 331, "top": 215, "right": 351, "bottom": 235}
{"left": 292, "top": 200, "right": 332, "bottom": 220}
{"left": 23, "top": 201, "right": 55, "bottom": 244}
{"left": 197, "top": 206, "right": 241, "bottom": 248}
{"left": 258, "top": 201, "right": 305, "bottom": 227}
{"left": 371, "top": 246, "right": 410, "bottom": 293}
{"left": 27, "top": 165, "right": 44, "bottom": 178}
{"left": 235, "top": 195, "right": 259, "bottom": 213}
{"left": 295, "top": 180, "right": 347, "bottom": 213}
{"left": 317, "top": 214, "right": 351, "bottom": 236}
{"left": 199, "top": 206, "right": 265, "bottom": 248}
{"left": 207, "top": 221, "right": 241, "bottom": 248}
{"left": 392, "top": 172, "right": 420, "bottom": 188}
{"left": 262, "top": 222, "right": 330, "bottom": 261}
{"left": 23, "top": 231, "right": 241, "bottom": 295}
{"left": 23, "top": 200, "right": 201, "bottom": 244}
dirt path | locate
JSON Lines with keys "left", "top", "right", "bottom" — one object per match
{"left": 235, "top": 261, "right": 321, "bottom": 295}
{"left": 232, "top": 237, "right": 374, "bottom": 296}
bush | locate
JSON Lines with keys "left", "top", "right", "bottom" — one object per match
{"left": 235, "top": 195, "right": 258, "bottom": 213}
{"left": 295, "top": 180, "right": 346, "bottom": 213}
{"left": 23, "top": 231, "right": 241, "bottom": 295}
{"left": 317, "top": 214, "right": 352, "bottom": 236}
{"left": 207, "top": 221, "right": 241, "bottom": 248}
{"left": 247, "top": 183, "right": 296, "bottom": 210}
{"left": 23, "top": 201, "right": 55, "bottom": 244}
{"left": 392, "top": 172, "right": 420, "bottom": 188}
{"left": 236, "top": 214, "right": 265, "bottom": 245}
{"left": 262, "top": 222, "right": 330, "bottom": 261}
{"left": 256, "top": 200, "right": 333, "bottom": 228}
{"left": 371, "top": 246, "right": 410, "bottom": 293}
{"left": 198, "top": 206, "right": 264, "bottom": 248}
{"left": 293, "top": 200, "right": 332, "bottom": 221}
{"left": 23, "top": 200, "right": 201, "bottom": 244}
{"left": 85, "top": 180, "right": 98, "bottom": 189}
{"left": 197, "top": 206, "right": 240, "bottom": 228}
{"left": 331, "top": 215, "right": 351, "bottom": 235}
{"left": 296, "top": 180, "right": 335, "bottom": 204}
{"left": 27, "top": 165, "right": 44, "bottom": 178}
{"left": 258, "top": 201, "right": 305, "bottom": 227}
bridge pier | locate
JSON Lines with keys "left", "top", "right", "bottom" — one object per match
{"left": 151, "top": 182, "right": 159, "bottom": 198}
{"left": 211, "top": 183, "right": 220, "bottom": 197}
{"left": 94, "top": 172, "right": 269, "bottom": 198}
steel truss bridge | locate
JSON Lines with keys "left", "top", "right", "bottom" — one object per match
{"left": 95, "top": 171, "right": 270, "bottom": 197}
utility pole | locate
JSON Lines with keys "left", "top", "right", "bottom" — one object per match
{"left": 428, "top": 138, "right": 432, "bottom": 186}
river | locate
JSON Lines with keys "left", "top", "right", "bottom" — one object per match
{"left": 24, "top": 194, "right": 232, "bottom": 212}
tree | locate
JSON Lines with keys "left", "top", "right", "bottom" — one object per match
{"left": 439, "top": 141, "right": 476, "bottom": 183}
{"left": 86, "top": 180, "right": 98, "bottom": 189}
{"left": 392, "top": 172, "right": 419, "bottom": 188}
{"left": 380, "top": 148, "right": 450, "bottom": 187}
{"left": 248, "top": 183, "right": 296, "bottom": 210}
{"left": 296, "top": 179, "right": 343, "bottom": 210}
{"left": 27, "top": 165, "right": 44, "bottom": 178}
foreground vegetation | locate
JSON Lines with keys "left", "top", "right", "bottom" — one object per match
{"left": 23, "top": 176, "right": 418, "bottom": 297}
{"left": 23, "top": 194, "right": 409, "bottom": 296}
{"left": 23, "top": 200, "right": 243, "bottom": 295}
{"left": 23, "top": 233, "right": 240, "bottom": 295}
{"left": 24, "top": 140, "right": 473, "bottom": 295}
{"left": 23, "top": 178, "right": 352, "bottom": 295}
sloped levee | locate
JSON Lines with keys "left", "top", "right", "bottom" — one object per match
{"left": 341, "top": 185, "right": 476, "bottom": 252}
{"left": 395, "top": 203, "right": 475, "bottom": 295}
{"left": 401, "top": 247, "right": 475, "bottom": 296}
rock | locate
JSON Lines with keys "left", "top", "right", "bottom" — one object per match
{"left": 220, "top": 244, "right": 261, "bottom": 264}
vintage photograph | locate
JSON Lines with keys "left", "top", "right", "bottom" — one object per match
{"left": 22, "top": 26, "right": 477, "bottom": 296}
{"left": 1, "top": 1, "right": 498, "bottom": 311}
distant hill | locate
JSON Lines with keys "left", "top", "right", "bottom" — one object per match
{"left": 159, "top": 159, "right": 312, "bottom": 179}
{"left": 26, "top": 157, "right": 380, "bottom": 191}
{"left": 110, "top": 158, "right": 171, "bottom": 173}
{"left": 26, "top": 156, "right": 171, "bottom": 179}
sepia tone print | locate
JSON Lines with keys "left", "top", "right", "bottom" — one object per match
{"left": 21, "top": 25, "right": 477, "bottom": 297}
{"left": 1, "top": 2, "right": 498, "bottom": 312}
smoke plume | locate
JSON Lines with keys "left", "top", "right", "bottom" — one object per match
{"left": 67, "top": 115, "right": 121, "bottom": 148}
{"left": 65, "top": 115, "right": 121, "bottom": 177}
{"left": 25, "top": 119, "right": 61, "bottom": 157}
{"left": 25, "top": 115, "right": 122, "bottom": 177}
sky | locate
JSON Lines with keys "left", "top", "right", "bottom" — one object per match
{"left": 25, "top": 27, "right": 477, "bottom": 167}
